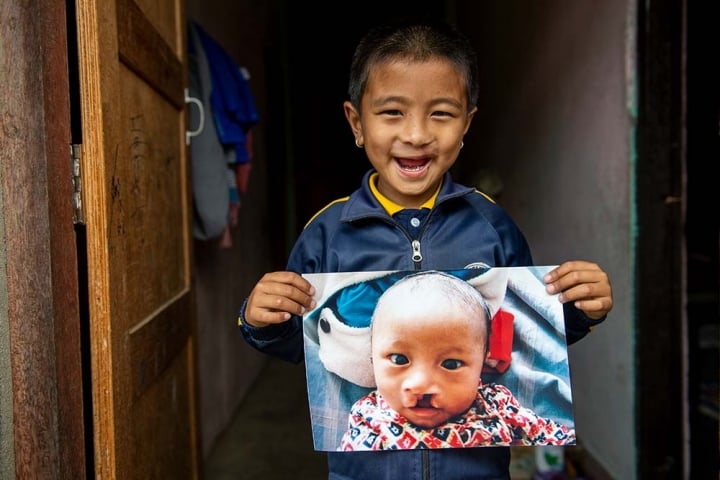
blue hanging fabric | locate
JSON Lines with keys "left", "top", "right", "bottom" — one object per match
{"left": 192, "top": 21, "right": 259, "bottom": 164}
{"left": 187, "top": 20, "right": 260, "bottom": 243}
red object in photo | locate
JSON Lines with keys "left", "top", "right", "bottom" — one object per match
{"left": 483, "top": 309, "right": 514, "bottom": 373}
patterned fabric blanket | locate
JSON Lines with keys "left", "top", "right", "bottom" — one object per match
{"left": 338, "top": 384, "right": 576, "bottom": 451}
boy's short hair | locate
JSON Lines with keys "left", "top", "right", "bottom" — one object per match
{"left": 347, "top": 17, "right": 480, "bottom": 112}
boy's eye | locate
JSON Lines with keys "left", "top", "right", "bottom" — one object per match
{"left": 380, "top": 109, "right": 402, "bottom": 116}
{"left": 389, "top": 353, "right": 409, "bottom": 365}
{"left": 431, "top": 110, "right": 454, "bottom": 118}
{"left": 441, "top": 359, "right": 463, "bottom": 370}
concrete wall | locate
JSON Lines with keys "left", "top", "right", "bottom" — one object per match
{"left": 457, "top": 1, "right": 635, "bottom": 478}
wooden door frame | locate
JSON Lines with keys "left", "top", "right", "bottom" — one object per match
{"left": 636, "top": 0, "right": 685, "bottom": 477}
{"left": 1, "top": 0, "right": 86, "bottom": 478}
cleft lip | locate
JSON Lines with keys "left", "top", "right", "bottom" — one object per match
{"left": 416, "top": 396, "right": 433, "bottom": 408}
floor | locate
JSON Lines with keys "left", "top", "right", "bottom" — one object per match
{"left": 202, "top": 357, "right": 327, "bottom": 479}
{"left": 202, "top": 357, "right": 609, "bottom": 480}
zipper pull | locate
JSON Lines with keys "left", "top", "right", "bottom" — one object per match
{"left": 411, "top": 240, "right": 423, "bottom": 263}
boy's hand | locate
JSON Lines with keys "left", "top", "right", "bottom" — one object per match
{"left": 544, "top": 261, "right": 613, "bottom": 320}
{"left": 244, "top": 271, "right": 316, "bottom": 328}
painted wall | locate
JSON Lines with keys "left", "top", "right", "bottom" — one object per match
{"left": 457, "top": 1, "right": 635, "bottom": 478}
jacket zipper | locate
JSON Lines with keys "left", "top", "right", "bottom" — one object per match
{"left": 405, "top": 215, "right": 433, "bottom": 270}
{"left": 379, "top": 218, "right": 423, "bottom": 270}
{"left": 411, "top": 240, "right": 422, "bottom": 269}
{"left": 412, "top": 210, "right": 435, "bottom": 270}
{"left": 379, "top": 207, "right": 436, "bottom": 269}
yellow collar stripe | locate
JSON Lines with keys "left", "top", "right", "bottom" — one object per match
{"left": 368, "top": 172, "right": 440, "bottom": 215}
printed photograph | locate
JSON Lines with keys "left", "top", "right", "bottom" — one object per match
{"left": 302, "top": 267, "right": 576, "bottom": 452}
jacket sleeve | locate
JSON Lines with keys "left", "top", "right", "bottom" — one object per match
{"left": 237, "top": 298, "right": 305, "bottom": 364}
{"left": 563, "top": 303, "right": 606, "bottom": 345}
{"left": 236, "top": 225, "right": 324, "bottom": 364}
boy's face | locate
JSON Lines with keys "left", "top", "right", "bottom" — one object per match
{"left": 371, "top": 287, "right": 487, "bottom": 428}
{"left": 344, "top": 58, "right": 477, "bottom": 208}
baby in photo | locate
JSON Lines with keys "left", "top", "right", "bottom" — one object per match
{"left": 339, "top": 270, "right": 575, "bottom": 451}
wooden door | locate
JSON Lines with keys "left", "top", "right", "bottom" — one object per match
{"left": 74, "top": 0, "right": 198, "bottom": 478}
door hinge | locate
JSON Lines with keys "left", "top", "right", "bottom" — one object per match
{"left": 70, "top": 143, "right": 85, "bottom": 225}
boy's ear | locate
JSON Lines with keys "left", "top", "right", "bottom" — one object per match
{"left": 343, "top": 101, "right": 363, "bottom": 140}
{"left": 463, "top": 106, "right": 478, "bottom": 135}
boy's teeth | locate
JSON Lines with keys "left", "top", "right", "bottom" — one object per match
{"left": 401, "top": 164, "right": 424, "bottom": 171}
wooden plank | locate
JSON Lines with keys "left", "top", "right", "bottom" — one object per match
{"left": 130, "top": 293, "right": 191, "bottom": 400}
{"left": 75, "top": 0, "right": 197, "bottom": 476}
{"left": 0, "top": 0, "right": 66, "bottom": 477}
{"left": 116, "top": 0, "right": 184, "bottom": 109}
{"left": 42, "top": 0, "right": 88, "bottom": 478}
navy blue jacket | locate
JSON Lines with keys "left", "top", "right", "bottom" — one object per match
{"left": 239, "top": 169, "right": 603, "bottom": 480}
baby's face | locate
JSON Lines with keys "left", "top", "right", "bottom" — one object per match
{"left": 371, "top": 290, "right": 487, "bottom": 428}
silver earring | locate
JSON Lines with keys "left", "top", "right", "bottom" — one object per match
{"left": 355, "top": 138, "right": 363, "bottom": 148}
{"left": 460, "top": 141, "right": 464, "bottom": 149}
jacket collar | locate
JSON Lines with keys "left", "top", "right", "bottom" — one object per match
{"left": 340, "top": 169, "right": 475, "bottom": 222}
{"left": 368, "top": 172, "right": 439, "bottom": 215}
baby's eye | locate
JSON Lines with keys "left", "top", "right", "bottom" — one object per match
{"left": 441, "top": 359, "right": 463, "bottom": 370}
{"left": 389, "top": 353, "right": 409, "bottom": 365}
